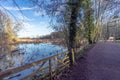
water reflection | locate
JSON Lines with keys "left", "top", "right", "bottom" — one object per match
{"left": 0, "top": 43, "right": 67, "bottom": 71}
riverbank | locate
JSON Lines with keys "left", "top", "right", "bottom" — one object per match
{"left": 10, "top": 38, "right": 64, "bottom": 45}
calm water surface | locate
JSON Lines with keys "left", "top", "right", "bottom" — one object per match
{"left": 1, "top": 43, "right": 67, "bottom": 70}
{"left": 0, "top": 43, "right": 67, "bottom": 80}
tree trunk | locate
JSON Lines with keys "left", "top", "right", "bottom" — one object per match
{"left": 68, "top": 2, "right": 79, "bottom": 66}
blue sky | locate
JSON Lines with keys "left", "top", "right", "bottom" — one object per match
{"left": 0, "top": 0, "right": 54, "bottom": 38}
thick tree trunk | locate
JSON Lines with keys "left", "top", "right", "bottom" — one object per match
{"left": 68, "top": 2, "right": 79, "bottom": 66}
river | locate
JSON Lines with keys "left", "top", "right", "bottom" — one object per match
{"left": 0, "top": 43, "right": 67, "bottom": 80}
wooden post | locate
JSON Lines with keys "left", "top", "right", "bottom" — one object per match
{"left": 72, "top": 48, "right": 75, "bottom": 63}
{"left": 107, "top": 22, "right": 109, "bottom": 39}
{"left": 55, "top": 55, "right": 59, "bottom": 75}
{"left": 49, "top": 59, "right": 52, "bottom": 80}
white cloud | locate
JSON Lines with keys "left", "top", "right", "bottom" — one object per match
{"left": 17, "top": 22, "right": 54, "bottom": 38}
{"left": 17, "top": 14, "right": 34, "bottom": 21}
{"left": 18, "top": 22, "right": 35, "bottom": 37}
{"left": 22, "top": 22, "right": 34, "bottom": 29}
{"left": 4, "top": 6, "right": 33, "bottom": 11}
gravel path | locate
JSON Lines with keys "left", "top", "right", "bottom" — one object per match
{"left": 59, "top": 42, "right": 120, "bottom": 80}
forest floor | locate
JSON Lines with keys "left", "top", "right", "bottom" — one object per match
{"left": 58, "top": 42, "right": 120, "bottom": 80}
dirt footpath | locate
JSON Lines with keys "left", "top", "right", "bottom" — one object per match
{"left": 59, "top": 42, "right": 120, "bottom": 80}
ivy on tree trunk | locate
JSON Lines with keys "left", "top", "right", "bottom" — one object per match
{"left": 68, "top": 0, "right": 81, "bottom": 66}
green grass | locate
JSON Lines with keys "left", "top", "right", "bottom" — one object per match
{"left": 115, "top": 40, "right": 120, "bottom": 43}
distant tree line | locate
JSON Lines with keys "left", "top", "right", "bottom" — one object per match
{"left": 40, "top": 31, "right": 64, "bottom": 39}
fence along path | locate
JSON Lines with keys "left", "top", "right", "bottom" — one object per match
{"left": 0, "top": 52, "right": 70, "bottom": 80}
